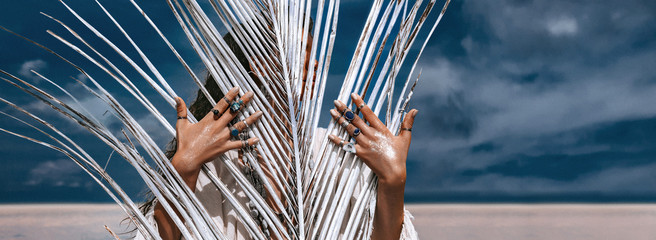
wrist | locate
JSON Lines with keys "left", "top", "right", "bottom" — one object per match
{"left": 378, "top": 167, "right": 406, "bottom": 190}
{"left": 171, "top": 154, "right": 200, "bottom": 187}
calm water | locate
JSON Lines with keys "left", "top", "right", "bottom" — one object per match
{"left": 1, "top": 204, "right": 656, "bottom": 239}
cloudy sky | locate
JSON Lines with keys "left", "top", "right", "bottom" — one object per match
{"left": 1, "top": 0, "right": 655, "bottom": 203}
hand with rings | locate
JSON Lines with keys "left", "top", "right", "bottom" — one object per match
{"left": 171, "top": 86, "right": 262, "bottom": 187}
{"left": 328, "top": 93, "right": 418, "bottom": 187}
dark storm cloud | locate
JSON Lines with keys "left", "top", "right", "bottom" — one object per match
{"left": 405, "top": 0, "right": 656, "bottom": 200}
{"left": 0, "top": 0, "right": 183, "bottom": 202}
{"left": 413, "top": 92, "right": 477, "bottom": 139}
{"left": 1, "top": 0, "right": 656, "bottom": 203}
{"left": 25, "top": 159, "right": 84, "bottom": 187}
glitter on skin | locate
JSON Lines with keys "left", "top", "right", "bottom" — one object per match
{"left": 371, "top": 131, "right": 396, "bottom": 160}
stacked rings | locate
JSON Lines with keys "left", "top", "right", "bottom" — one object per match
{"left": 230, "top": 99, "right": 244, "bottom": 113}
{"left": 338, "top": 111, "right": 361, "bottom": 138}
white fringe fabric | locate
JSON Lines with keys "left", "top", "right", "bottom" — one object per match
{"left": 400, "top": 209, "right": 420, "bottom": 240}
{"left": 364, "top": 195, "right": 419, "bottom": 240}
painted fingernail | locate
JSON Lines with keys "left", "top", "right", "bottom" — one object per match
{"left": 330, "top": 109, "right": 339, "bottom": 117}
{"left": 252, "top": 137, "right": 260, "bottom": 144}
{"left": 412, "top": 109, "right": 419, "bottom": 117}
{"left": 333, "top": 100, "right": 340, "bottom": 107}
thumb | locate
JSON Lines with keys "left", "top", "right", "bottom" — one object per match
{"left": 399, "top": 109, "right": 418, "bottom": 140}
{"left": 175, "top": 97, "right": 188, "bottom": 125}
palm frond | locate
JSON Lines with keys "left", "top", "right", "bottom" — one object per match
{"left": 0, "top": 0, "right": 450, "bottom": 239}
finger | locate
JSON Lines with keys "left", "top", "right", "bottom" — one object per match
{"left": 175, "top": 97, "right": 188, "bottom": 126}
{"left": 330, "top": 109, "right": 366, "bottom": 141}
{"left": 399, "top": 109, "right": 418, "bottom": 140}
{"left": 349, "top": 93, "right": 386, "bottom": 130}
{"left": 333, "top": 99, "right": 371, "bottom": 131}
{"left": 218, "top": 91, "right": 255, "bottom": 126}
{"left": 227, "top": 137, "right": 260, "bottom": 150}
{"left": 327, "top": 134, "right": 344, "bottom": 146}
{"left": 203, "top": 86, "right": 239, "bottom": 121}
{"left": 328, "top": 135, "right": 365, "bottom": 156}
{"left": 234, "top": 111, "right": 263, "bottom": 132}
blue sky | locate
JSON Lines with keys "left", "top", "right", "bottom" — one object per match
{"left": 1, "top": 0, "right": 656, "bottom": 203}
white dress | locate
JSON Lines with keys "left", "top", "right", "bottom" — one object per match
{"left": 134, "top": 129, "right": 419, "bottom": 240}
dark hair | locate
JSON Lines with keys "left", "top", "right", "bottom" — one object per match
{"left": 124, "top": 31, "right": 247, "bottom": 233}
{"left": 125, "top": 19, "right": 314, "bottom": 234}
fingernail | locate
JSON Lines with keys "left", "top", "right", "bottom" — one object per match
{"left": 351, "top": 93, "right": 359, "bottom": 99}
{"left": 328, "top": 135, "right": 335, "bottom": 141}
{"left": 253, "top": 138, "right": 260, "bottom": 144}
{"left": 333, "top": 100, "right": 340, "bottom": 106}
{"left": 255, "top": 111, "right": 263, "bottom": 117}
{"left": 413, "top": 109, "right": 419, "bottom": 117}
{"left": 231, "top": 86, "right": 238, "bottom": 91}
{"left": 175, "top": 97, "right": 180, "bottom": 106}
{"left": 330, "top": 109, "right": 339, "bottom": 117}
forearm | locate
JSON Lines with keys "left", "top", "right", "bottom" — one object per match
{"left": 328, "top": 95, "right": 416, "bottom": 240}
{"left": 154, "top": 201, "right": 183, "bottom": 240}
{"left": 153, "top": 155, "right": 201, "bottom": 240}
{"left": 371, "top": 178, "right": 406, "bottom": 240}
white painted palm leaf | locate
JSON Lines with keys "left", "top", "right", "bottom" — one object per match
{"left": 0, "top": 0, "right": 449, "bottom": 239}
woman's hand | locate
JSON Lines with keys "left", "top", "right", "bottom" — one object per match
{"left": 328, "top": 92, "right": 418, "bottom": 240}
{"left": 156, "top": 86, "right": 263, "bottom": 240}
{"left": 172, "top": 86, "right": 262, "bottom": 188}
{"left": 328, "top": 93, "right": 417, "bottom": 187}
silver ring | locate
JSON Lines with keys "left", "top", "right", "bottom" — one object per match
{"left": 230, "top": 99, "right": 244, "bottom": 113}
{"left": 357, "top": 103, "right": 365, "bottom": 112}
{"left": 212, "top": 109, "right": 221, "bottom": 117}
{"left": 339, "top": 140, "right": 344, "bottom": 147}
{"left": 242, "top": 120, "right": 249, "bottom": 129}
{"left": 340, "top": 120, "right": 350, "bottom": 128}
{"left": 353, "top": 128, "right": 361, "bottom": 137}
{"left": 230, "top": 126, "right": 239, "bottom": 137}
{"left": 242, "top": 140, "right": 250, "bottom": 149}
{"left": 343, "top": 142, "right": 356, "bottom": 154}
{"left": 342, "top": 109, "right": 355, "bottom": 122}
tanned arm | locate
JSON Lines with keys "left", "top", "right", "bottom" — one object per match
{"left": 152, "top": 90, "right": 261, "bottom": 240}
{"left": 328, "top": 93, "right": 418, "bottom": 240}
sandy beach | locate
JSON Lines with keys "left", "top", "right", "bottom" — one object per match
{"left": 408, "top": 204, "right": 656, "bottom": 240}
{"left": 1, "top": 204, "right": 656, "bottom": 239}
